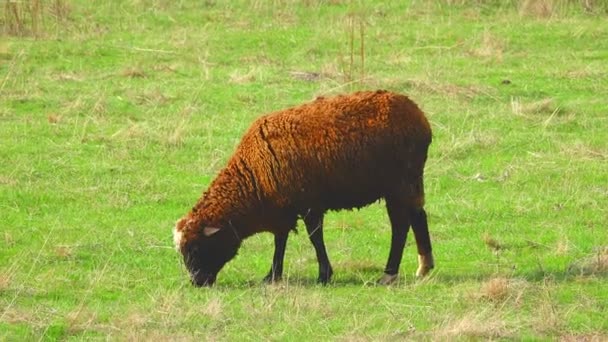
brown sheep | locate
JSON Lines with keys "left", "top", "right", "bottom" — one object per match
{"left": 173, "top": 90, "right": 434, "bottom": 286}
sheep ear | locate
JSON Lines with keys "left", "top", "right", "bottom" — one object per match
{"left": 203, "top": 226, "right": 221, "bottom": 237}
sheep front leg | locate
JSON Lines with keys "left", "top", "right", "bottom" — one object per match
{"left": 380, "top": 195, "right": 412, "bottom": 285}
{"left": 303, "top": 210, "right": 333, "bottom": 284}
{"left": 263, "top": 232, "right": 288, "bottom": 283}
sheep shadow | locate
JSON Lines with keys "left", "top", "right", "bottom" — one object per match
{"left": 225, "top": 262, "right": 606, "bottom": 289}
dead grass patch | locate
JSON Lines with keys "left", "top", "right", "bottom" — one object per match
{"left": 559, "top": 333, "right": 608, "bottom": 342}
{"left": 47, "top": 113, "right": 62, "bottom": 124}
{"left": 134, "top": 90, "right": 171, "bottom": 106}
{"left": 65, "top": 308, "right": 99, "bottom": 335}
{"left": 479, "top": 277, "right": 510, "bottom": 302}
{"left": 531, "top": 283, "right": 563, "bottom": 335}
{"left": 483, "top": 233, "right": 504, "bottom": 252}
{"left": 229, "top": 67, "right": 259, "bottom": 84}
{"left": 568, "top": 247, "right": 608, "bottom": 276}
{"left": 166, "top": 121, "right": 187, "bottom": 147}
{"left": 202, "top": 297, "right": 223, "bottom": 320}
{"left": 0, "top": 176, "right": 17, "bottom": 186}
{"left": 0, "top": 41, "right": 10, "bottom": 59}
{"left": 476, "top": 277, "right": 528, "bottom": 306}
{"left": 511, "top": 97, "right": 561, "bottom": 116}
{"left": 435, "top": 311, "right": 512, "bottom": 339}
{"left": 4, "top": 231, "right": 15, "bottom": 246}
{"left": 0, "top": 271, "right": 13, "bottom": 291}
{"left": 289, "top": 71, "right": 324, "bottom": 82}
{"left": 53, "top": 245, "right": 73, "bottom": 259}
{"left": 470, "top": 30, "right": 505, "bottom": 62}
{"left": 121, "top": 67, "right": 147, "bottom": 78}
{"left": 559, "top": 142, "right": 608, "bottom": 161}
{"left": 564, "top": 69, "right": 607, "bottom": 79}
{"left": 55, "top": 73, "right": 84, "bottom": 82}
{"left": 555, "top": 237, "right": 570, "bottom": 255}
{"left": 111, "top": 122, "right": 145, "bottom": 141}
{"left": 511, "top": 97, "right": 567, "bottom": 127}
{"left": 3, "top": 0, "right": 70, "bottom": 37}
{"left": 519, "top": 0, "right": 555, "bottom": 18}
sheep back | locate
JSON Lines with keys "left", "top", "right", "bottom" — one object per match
{"left": 195, "top": 90, "right": 431, "bottom": 228}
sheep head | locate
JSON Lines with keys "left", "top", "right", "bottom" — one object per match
{"left": 173, "top": 217, "right": 241, "bottom": 286}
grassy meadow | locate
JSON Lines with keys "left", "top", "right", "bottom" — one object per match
{"left": 1, "top": 0, "right": 607, "bottom": 340}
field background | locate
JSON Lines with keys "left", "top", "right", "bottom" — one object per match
{"left": 1, "top": 0, "right": 607, "bottom": 340}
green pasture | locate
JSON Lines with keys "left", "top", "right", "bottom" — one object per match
{"left": 1, "top": 1, "right": 607, "bottom": 340}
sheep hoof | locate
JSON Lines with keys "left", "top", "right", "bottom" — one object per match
{"left": 317, "top": 274, "right": 332, "bottom": 285}
{"left": 415, "top": 253, "right": 435, "bottom": 278}
{"left": 378, "top": 273, "right": 398, "bottom": 285}
{"left": 262, "top": 274, "right": 282, "bottom": 284}
{"left": 317, "top": 267, "right": 333, "bottom": 285}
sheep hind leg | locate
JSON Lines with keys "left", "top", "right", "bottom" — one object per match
{"left": 304, "top": 210, "right": 333, "bottom": 284}
{"left": 410, "top": 207, "right": 434, "bottom": 277}
{"left": 263, "top": 231, "right": 288, "bottom": 283}
{"left": 379, "top": 194, "right": 412, "bottom": 285}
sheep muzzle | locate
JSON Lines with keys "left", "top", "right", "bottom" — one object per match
{"left": 191, "top": 272, "right": 216, "bottom": 287}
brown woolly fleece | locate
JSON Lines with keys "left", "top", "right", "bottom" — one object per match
{"left": 179, "top": 90, "right": 431, "bottom": 240}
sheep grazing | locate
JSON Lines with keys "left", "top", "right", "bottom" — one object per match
{"left": 173, "top": 90, "right": 434, "bottom": 286}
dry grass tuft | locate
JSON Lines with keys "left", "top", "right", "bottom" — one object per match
{"left": 436, "top": 311, "right": 511, "bottom": 339}
{"left": 531, "top": 280, "right": 563, "bottom": 334}
{"left": 121, "top": 311, "right": 149, "bottom": 329}
{"left": 3, "top": 0, "right": 69, "bottom": 37}
{"left": 202, "top": 297, "right": 223, "bottom": 319}
{"left": 111, "top": 122, "right": 144, "bottom": 141}
{"left": 54, "top": 245, "right": 73, "bottom": 258}
{"left": 229, "top": 68, "right": 259, "bottom": 84}
{"left": 470, "top": 30, "right": 505, "bottom": 61}
{"left": 166, "top": 121, "right": 187, "bottom": 147}
{"left": 559, "top": 333, "right": 608, "bottom": 342}
{"left": 0, "top": 272, "right": 12, "bottom": 291}
{"left": 0, "top": 176, "right": 17, "bottom": 186}
{"left": 135, "top": 90, "right": 170, "bottom": 106}
{"left": 555, "top": 238, "right": 570, "bottom": 255}
{"left": 4, "top": 0, "right": 26, "bottom": 36}
{"left": 121, "top": 67, "right": 147, "bottom": 78}
{"left": 479, "top": 277, "right": 510, "bottom": 302}
{"left": 0, "top": 41, "right": 10, "bottom": 59}
{"left": 289, "top": 71, "right": 323, "bottom": 82}
{"left": 560, "top": 142, "right": 608, "bottom": 161}
{"left": 47, "top": 113, "right": 62, "bottom": 124}
{"left": 5, "top": 231, "right": 15, "bottom": 245}
{"left": 476, "top": 277, "right": 528, "bottom": 306}
{"left": 56, "top": 73, "right": 84, "bottom": 82}
{"left": 483, "top": 233, "right": 504, "bottom": 251}
{"left": 511, "top": 97, "right": 563, "bottom": 122}
{"left": 65, "top": 308, "right": 99, "bottom": 334}
{"left": 568, "top": 247, "right": 608, "bottom": 276}
{"left": 519, "top": 0, "right": 555, "bottom": 18}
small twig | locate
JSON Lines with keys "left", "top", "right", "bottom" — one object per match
{"left": 147, "top": 245, "right": 174, "bottom": 249}
{"left": 130, "top": 46, "right": 178, "bottom": 54}
{"left": 360, "top": 17, "right": 365, "bottom": 81}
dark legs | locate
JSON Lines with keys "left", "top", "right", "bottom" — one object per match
{"left": 380, "top": 195, "right": 412, "bottom": 284}
{"left": 410, "top": 207, "right": 434, "bottom": 277}
{"left": 304, "top": 210, "right": 333, "bottom": 284}
{"left": 263, "top": 231, "right": 288, "bottom": 283}
{"left": 263, "top": 211, "right": 332, "bottom": 285}
{"left": 380, "top": 193, "right": 434, "bottom": 285}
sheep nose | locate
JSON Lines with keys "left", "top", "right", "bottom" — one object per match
{"left": 191, "top": 274, "right": 216, "bottom": 287}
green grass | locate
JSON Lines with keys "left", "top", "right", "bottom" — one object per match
{"left": 1, "top": 0, "right": 607, "bottom": 340}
